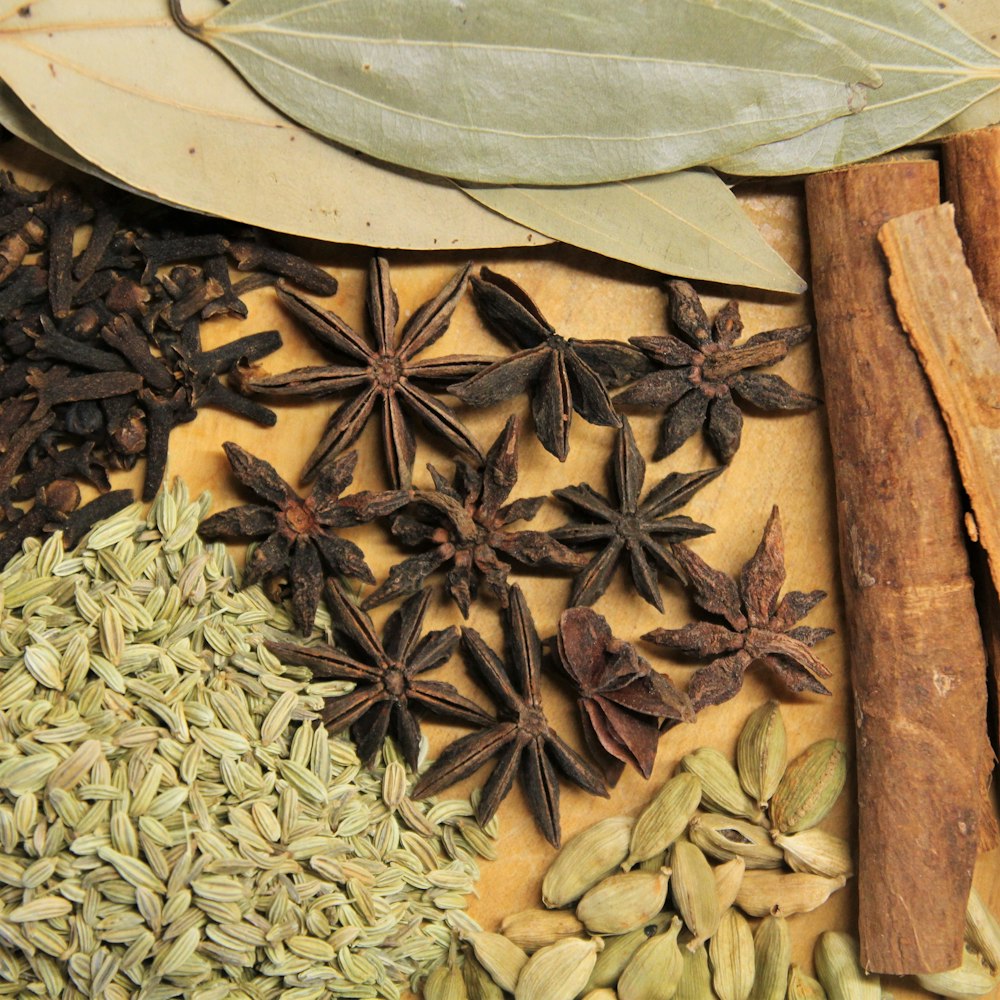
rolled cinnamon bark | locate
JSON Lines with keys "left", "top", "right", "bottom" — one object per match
{"left": 805, "top": 160, "right": 987, "bottom": 975}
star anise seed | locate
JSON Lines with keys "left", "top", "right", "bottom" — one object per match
{"left": 239, "top": 258, "right": 497, "bottom": 488}
{"left": 616, "top": 280, "right": 819, "bottom": 463}
{"left": 555, "top": 606, "right": 694, "bottom": 786}
{"left": 199, "top": 442, "right": 409, "bottom": 634}
{"left": 642, "top": 505, "right": 834, "bottom": 711}
{"left": 362, "top": 414, "right": 588, "bottom": 617}
{"left": 412, "top": 583, "right": 608, "bottom": 846}
{"left": 449, "top": 267, "right": 651, "bottom": 461}
{"left": 267, "top": 580, "right": 493, "bottom": 770}
{"left": 548, "top": 414, "right": 721, "bottom": 610}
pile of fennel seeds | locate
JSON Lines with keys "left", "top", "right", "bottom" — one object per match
{"left": 0, "top": 480, "right": 496, "bottom": 1000}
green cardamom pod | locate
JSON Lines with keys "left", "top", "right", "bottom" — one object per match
{"left": 714, "top": 857, "right": 746, "bottom": 912}
{"left": 622, "top": 773, "right": 701, "bottom": 871}
{"left": 463, "top": 952, "right": 505, "bottom": 1000}
{"left": 681, "top": 747, "right": 763, "bottom": 823}
{"left": 500, "top": 908, "right": 585, "bottom": 953}
{"left": 583, "top": 915, "right": 672, "bottom": 992}
{"left": 709, "top": 908, "right": 755, "bottom": 1000}
{"left": 814, "top": 932, "right": 880, "bottom": 1000}
{"left": 576, "top": 869, "right": 671, "bottom": 936}
{"left": 966, "top": 887, "right": 1000, "bottom": 974}
{"left": 688, "top": 813, "right": 784, "bottom": 869}
{"left": 773, "top": 829, "right": 853, "bottom": 880}
{"left": 736, "top": 700, "right": 787, "bottom": 809}
{"left": 915, "top": 946, "right": 998, "bottom": 999}
{"left": 543, "top": 816, "right": 634, "bottom": 907}
{"left": 770, "top": 740, "right": 846, "bottom": 835}
{"left": 515, "top": 937, "right": 600, "bottom": 1000}
{"left": 675, "top": 941, "right": 714, "bottom": 1000}
{"left": 747, "top": 912, "right": 790, "bottom": 1000}
{"left": 582, "top": 991, "right": 619, "bottom": 1000}
{"left": 465, "top": 931, "right": 529, "bottom": 994}
{"left": 670, "top": 839, "right": 720, "bottom": 948}
{"left": 424, "top": 957, "right": 469, "bottom": 1000}
{"left": 617, "top": 915, "right": 683, "bottom": 1000}
{"left": 735, "top": 870, "right": 846, "bottom": 918}
{"left": 787, "top": 965, "right": 828, "bottom": 999}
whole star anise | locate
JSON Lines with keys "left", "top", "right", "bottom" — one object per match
{"left": 239, "top": 258, "right": 496, "bottom": 487}
{"left": 412, "top": 584, "right": 608, "bottom": 846}
{"left": 548, "top": 415, "right": 721, "bottom": 610}
{"left": 642, "top": 506, "right": 834, "bottom": 711}
{"left": 616, "top": 280, "right": 819, "bottom": 463}
{"left": 267, "top": 580, "right": 494, "bottom": 770}
{"left": 449, "top": 267, "right": 651, "bottom": 461}
{"left": 555, "top": 607, "right": 694, "bottom": 786}
{"left": 362, "top": 414, "right": 587, "bottom": 617}
{"left": 198, "top": 442, "right": 409, "bottom": 633}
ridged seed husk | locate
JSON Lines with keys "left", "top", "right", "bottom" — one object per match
{"left": 747, "top": 913, "right": 790, "bottom": 1000}
{"left": 709, "top": 908, "right": 755, "bottom": 1000}
{"left": 617, "top": 915, "right": 683, "bottom": 1000}
{"left": 622, "top": 773, "right": 701, "bottom": 871}
{"left": 583, "top": 915, "right": 673, "bottom": 992}
{"left": 681, "top": 747, "right": 763, "bottom": 823}
{"left": 500, "top": 908, "right": 585, "bottom": 953}
{"left": 675, "top": 941, "right": 713, "bottom": 1000}
{"left": 576, "top": 869, "right": 671, "bottom": 936}
{"left": 773, "top": 829, "right": 854, "bottom": 880}
{"left": 463, "top": 952, "right": 505, "bottom": 1000}
{"left": 543, "top": 816, "right": 634, "bottom": 907}
{"left": 915, "top": 946, "right": 999, "bottom": 999}
{"left": 736, "top": 701, "right": 787, "bottom": 809}
{"left": 688, "top": 813, "right": 784, "bottom": 868}
{"left": 736, "top": 870, "right": 846, "bottom": 918}
{"left": 669, "top": 839, "right": 720, "bottom": 948}
{"left": 467, "top": 931, "right": 529, "bottom": 993}
{"left": 769, "top": 740, "right": 846, "bottom": 835}
{"left": 514, "top": 936, "right": 600, "bottom": 1000}
{"left": 814, "top": 932, "right": 880, "bottom": 1000}
{"left": 714, "top": 857, "right": 746, "bottom": 912}
{"left": 787, "top": 965, "right": 828, "bottom": 999}
{"left": 424, "top": 961, "right": 469, "bottom": 1000}
{"left": 966, "top": 887, "right": 1000, "bottom": 973}
{"left": 582, "top": 991, "right": 619, "bottom": 1000}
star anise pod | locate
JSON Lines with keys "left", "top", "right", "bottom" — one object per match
{"left": 616, "top": 280, "right": 819, "bottom": 463}
{"left": 642, "top": 506, "right": 834, "bottom": 711}
{"left": 362, "top": 414, "right": 587, "bottom": 617}
{"left": 198, "top": 442, "right": 409, "bottom": 634}
{"left": 267, "top": 581, "right": 494, "bottom": 770}
{"left": 412, "top": 584, "right": 608, "bottom": 846}
{"left": 548, "top": 415, "right": 721, "bottom": 610}
{"left": 554, "top": 607, "right": 694, "bottom": 787}
{"left": 449, "top": 267, "right": 651, "bottom": 461}
{"left": 238, "top": 257, "right": 496, "bottom": 488}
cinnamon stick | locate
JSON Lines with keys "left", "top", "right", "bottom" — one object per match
{"left": 805, "top": 160, "right": 987, "bottom": 976}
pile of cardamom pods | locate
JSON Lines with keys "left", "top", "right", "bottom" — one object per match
{"left": 421, "top": 702, "right": 1000, "bottom": 999}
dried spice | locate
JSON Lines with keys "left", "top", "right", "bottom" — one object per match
{"left": 0, "top": 171, "right": 333, "bottom": 559}
{"left": 412, "top": 583, "right": 608, "bottom": 845}
{"left": 363, "top": 415, "right": 587, "bottom": 616}
{"left": 267, "top": 579, "right": 494, "bottom": 770}
{"left": 198, "top": 441, "right": 409, "bottom": 633}
{"left": 616, "top": 280, "right": 818, "bottom": 462}
{"left": 239, "top": 256, "right": 495, "bottom": 487}
{"left": 554, "top": 606, "right": 693, "bottom": 785}
{"left": 450, "top": 267, "right": 651, "bottom": 461}
{"left": 643, "top": 506, "right": 833, "bottom": 711}
{"left": 548, "top": 415, "right": 720, "bottom": 609}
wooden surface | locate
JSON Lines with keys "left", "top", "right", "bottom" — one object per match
{"left": 2, "top": 137, "right": 997, "bottom": 998}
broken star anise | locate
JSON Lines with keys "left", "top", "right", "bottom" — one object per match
{"left": 362, "top": 414, "right": 587, "bottom": 617}
{"left": 554, "top": 606, "right": 694, "bottom": 787}
{"left": 239, "top": 257, "right": 496, "bottom": 488}
{"left": 548, "top": 414, "right": 721, "bottom": 610}
{"left": 449, "top": 267, "right": 651, "bottom": 461}
{"left": 267, "top": 580, "right": 494, "bottom": 770}
{"left": 412, "top": 583, "right": 608, "bottom": 846}
{"left": 642, "top": 506, "right": 834, "bottom": 711}
{"left": 616, "top": 280, "right": 819, "bottom": 463}
{"left": 198, "top": 442, "right": 409, "bottom": 634}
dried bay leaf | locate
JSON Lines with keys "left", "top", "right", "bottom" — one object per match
{"left": 173, "top": 0, "right": 879, "bottom": 186}
{"left": 714, "top": 0, "right": 1000, "bottom": 176}
{"left": 465, "top": 170, "right": 806, "bottom": 294}
{"left": 0, "top": 0, "right": 543, "bottom": 250}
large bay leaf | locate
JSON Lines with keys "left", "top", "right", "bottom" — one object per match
{"left": 177, "top": 0, "right": 879, "bottom": 186}
{"left": 713, "top": 0, "right": 1000, "bottom": 176}
{"left": 465, "top": 171, "right": 806, "bottom": 294}
{"left": 0, "top": 0, "right": 543, "bottom": 249}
